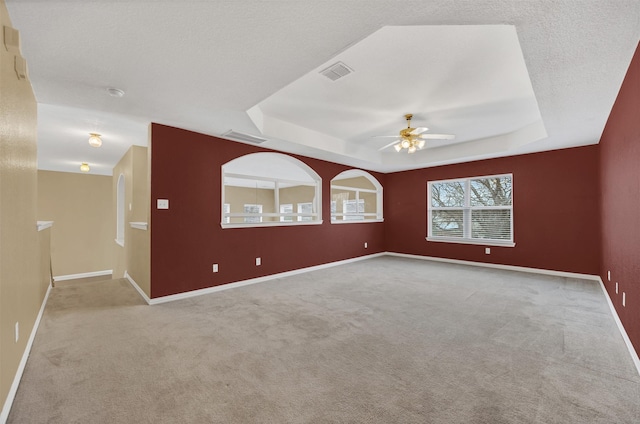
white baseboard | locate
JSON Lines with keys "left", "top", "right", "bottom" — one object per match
{"left": 0, "top": 283, "right": 52, "bottom": 424}
{"left": 148, "top": 253, "right": 386, "bottom": 305}
{"left": 596, "top": 277, "right": 640, "bottom": 377}
{"left": 124, "top": 271, "right": 151, "bottom": 305}
{"left": 385, "top": 252, "right": 600, "bottom": 281}
{"left": 52, "top": 269, "right": 112, "bottom": 282}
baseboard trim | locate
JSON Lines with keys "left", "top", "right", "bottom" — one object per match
{"left": 385, "top": 252, "right": 600, "bottom": 281}
{"left": 52, "top": 269, "right": 113, "bottom": 282}
{"left": 124, "top": 271, "right": 151, "bottom": 305}
{"left": 0, "top": 283, "right": 52, "bottom": 424}
{"left": 596, "top": 277, "right": 640, "bottom": 377}
{"left": 148, "top": 253, "right": 386, "bottom": 305}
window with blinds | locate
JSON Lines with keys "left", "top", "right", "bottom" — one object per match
{"left": 427, "top": 174, "right": 514, "bottom": 246}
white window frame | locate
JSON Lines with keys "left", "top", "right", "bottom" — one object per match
{"left": 330, "top": 169, "right": 383, "bottom": 224}
{"left": 427, "top": 173, "right": 514, "bottom": 247}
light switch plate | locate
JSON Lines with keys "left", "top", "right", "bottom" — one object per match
{"left": 157, "top": 199, "right": 169, "bottom": 209}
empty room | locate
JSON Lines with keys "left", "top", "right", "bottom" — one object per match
{"left": 1, "top": 1, "right": 639, "bottom": 423}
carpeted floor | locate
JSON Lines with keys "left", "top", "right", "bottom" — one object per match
{"left": 8, "top": 256, "right": 640, "bottom": 423}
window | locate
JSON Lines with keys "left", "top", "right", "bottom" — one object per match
{"left": 243, "top": 204, "right": 263, "bottom": 223}
{"left": 223, "top": 203, "right": 230, "bottom": 224}
{"left": 116, "top": 173, "right": 125, "bottom": 246}
{"left": 280, "top": 204, "right": 293, "bottom": 222}
{"left": 343, "top": 199, "right": 365, "bottom": 221}
{"left": 330, "top": 170, "right": 383, "bottom": 223}
{"left": 297, "top": 202, "right": 313, "bottom": 221}
{"left": 222, "top": 153, "right": 322, "bottom": 227}
{"left": 427, "top": 174, "right": 513, "bottom": 246}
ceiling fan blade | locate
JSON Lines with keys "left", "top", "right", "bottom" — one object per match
{"left": 410, "top": 127, "right": 428, "bottom": 135}
{"left": 378, "top": 140, "right": 400, "bottom": 151}
{"left": 372, "top": 135, "right": 401, "bottom": 138}
{"left": 418, "top": 134, "right": 456, "bottom": 140}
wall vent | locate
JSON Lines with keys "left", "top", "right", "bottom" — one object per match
{"left": 221, "top": 130, "right": 268, "bottom": 144}
{"left": 319, "top": 61, "right": 353, "bottom": 81}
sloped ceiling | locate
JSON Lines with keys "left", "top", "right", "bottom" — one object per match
{"left": 5, "top": 0, "right": 640, "bottom": 175}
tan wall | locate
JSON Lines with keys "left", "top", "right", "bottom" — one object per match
{"left": 279, "top": 185, "right": 316, "bottom": 206}
{"left": 332, "top": 176, "right": 375, "bottom": 190}
{"left": 0, "top": 0, "right": 47, "bottom": 413}
{"left": 113, "top": 144, "right": 150, "bottom": 297}
{"left": 37, "top": 171, "right": 114, "bottom": 277}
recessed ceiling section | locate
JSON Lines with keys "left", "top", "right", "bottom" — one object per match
{"left": 248, "top": 25, "right": 546, "bottom": 170}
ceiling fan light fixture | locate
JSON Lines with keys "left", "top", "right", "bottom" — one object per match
{"left": 401, "top": 139, "right": 410, "bottom": 149}
{"left": 80, "top": 162, "right": 90, "bottom": 172}
{"left": 417, "top": 139, "right": 425, "bottom": 149}
{"left": 394, "top": 143, "right": 402, "bottom": 152}
{"left": 88, "top": 133, "right": 102, "bottom": 148}
{"left": 408, "top": 145, "right": 417, "bottom": 154}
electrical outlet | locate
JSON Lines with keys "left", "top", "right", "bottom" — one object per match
{"left": 364, "top": 242, "right": 368, "bottom": 248}
{"left": 485, "top": 247, "right": 491, "bottom": 255}
{"left": 623, "top": 292, "right": 626, "bottom": 307}
{"left": 616, "top": 282, "right": 618, "bottom": 294}
{"left": 256, "top": 257, "right": 261, "bottom": 266}
{"left": 608, "top": 271, "right": 611, "bottom": 281}
{"left": 212, "top": 264, "right": 218, "bottom": 273}
{"left": 15, "top": 322, "right": 19, "bottom": 343}
{"left": 157, "top": 199, "right": 169, "bottom": 209}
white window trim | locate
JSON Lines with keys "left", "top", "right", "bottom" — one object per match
{"left": 427, "top": 173, "right": 515, "bottom": 247}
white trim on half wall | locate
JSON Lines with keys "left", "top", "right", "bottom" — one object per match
{"left": 52, "top": 269, "right": 113, "bottom": 282}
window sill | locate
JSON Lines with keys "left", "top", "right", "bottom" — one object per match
{"left": 426, "top": 237, "right": 515, "bottom": 248}
{"left": 222, "top": 220, "right": 323, "bottom": 229}
{"left": 331, "top": 219, "right": 384, "bottom": 225}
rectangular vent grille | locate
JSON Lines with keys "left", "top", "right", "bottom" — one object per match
{"left": 319, "top": 61, "right": 353, "bottom": 81}
{"left": 221, "top": 130, "right": 268, "bottom": 144}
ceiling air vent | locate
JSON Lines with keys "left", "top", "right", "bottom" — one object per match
{"left": 319, "top": 61, "right": 353, "bottom": 81}
{"left": 221, "top": 130, "right": 268, "bottom": 144}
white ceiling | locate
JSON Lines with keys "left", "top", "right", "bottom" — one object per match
{"left": 5, "top": 0, "right": 640, "bottom": 176}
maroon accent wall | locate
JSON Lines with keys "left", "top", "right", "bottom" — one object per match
{"left": 150, "top": 124, "right": 385, "bottom": 298}
{"left": 600, "top": 42, "right": 640, "bottom": 354}
{"left": 384, "top": 146, "right": 600, "bottom": 275}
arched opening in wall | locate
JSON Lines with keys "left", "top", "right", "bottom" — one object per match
{"left": 331, "top": 170, "right": 383, "bottom": 222}
{"left": 222, "top": 153, "right": 322, "bottom": 227}
{"left": 116, "top": 173, "right": 125, "bottom": 246}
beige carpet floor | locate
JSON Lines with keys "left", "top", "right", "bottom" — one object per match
{"left": 8, "top": 256, "right": 640, "bottom": 423}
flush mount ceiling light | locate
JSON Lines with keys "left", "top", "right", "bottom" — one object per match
{"left": 88, "top": 133, "right": 102, "bottom": 148}
{"left": 80, "top": 162, "right": 90, "bottom": 172}
{"left": 107, "top": 87, "right": 125, "bottom": 97}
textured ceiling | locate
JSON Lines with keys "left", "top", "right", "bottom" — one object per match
{"left": 5, "top": 0, "right": 640, "bottom": 175}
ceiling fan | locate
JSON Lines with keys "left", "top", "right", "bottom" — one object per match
{"left": 375, "top": 114, "right": 455, "bottom": 153}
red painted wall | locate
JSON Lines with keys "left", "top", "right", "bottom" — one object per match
{"left": 384, "top": 146, "right": 600, "bottom": 275}
{"left": 600, "top": 42, "right": 640, "bottom": 354}
{"left": 150, "top": 124, "right": 385, "bottom": 298}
